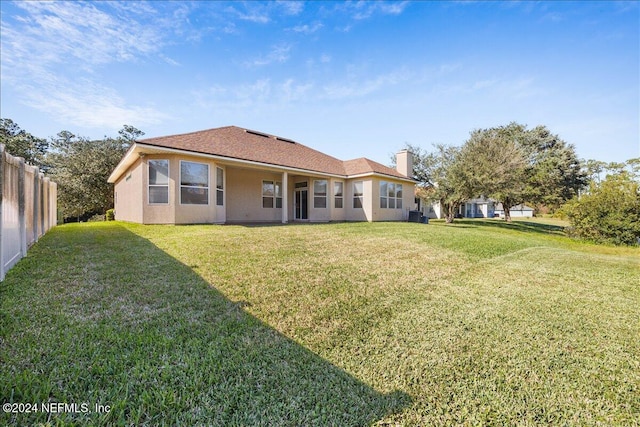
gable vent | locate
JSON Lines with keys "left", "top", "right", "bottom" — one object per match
{"left": 245, "top": 129, "right": 270, "bottom": 138}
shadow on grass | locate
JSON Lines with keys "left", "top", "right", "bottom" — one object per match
{"left": 450, "top": 219, "right": 565, "bottom": 236}
{"left": 0, "top": 223, "right": 409, "bottom": 426}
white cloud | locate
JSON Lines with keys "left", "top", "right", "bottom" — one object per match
{"left": 19, "top": 76, "right": 167, "bottom": 130}
{"left": 229, "top": 3, "right": 271, "bottom": 24}
{"left": 432, "top": 75, "right": 540, "bottom": 99}
{"left": 291, "top": 22, "right": 324, "bottom": 34}
{"left": 346, "top": 1, "right": 410, "bottom": 20}
{"left": 228, "top": 1, "right": 303, "bottom": 25}
{"left": 377, "top": 1, "right": 410, "bottom": 16}
{"left": 322, "top": 69, "right": 412, "bottom": 99}
{"left": 9, "top": 1, "right": 164, "bottom": 67}
{"left": 1, "top": 1, "right": 179, "bottom": 131}
{"left": 245, "top": 43, "right": 292, "bottom": 67}
{"left": 277, "top": 1, "right": 304, "bottom": 16}
{"left": 280, "top": 79, "right": 314, "bottom": 102}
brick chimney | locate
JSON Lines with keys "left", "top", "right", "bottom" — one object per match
{"left": 396, "top": 149, "right": 413, "bottom": 178}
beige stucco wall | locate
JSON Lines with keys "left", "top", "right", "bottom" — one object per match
{"left": 330, "top": 179, "right": 347, "bottom": 222}
{"left": 309, "top": 178, "right": 331, "bottom": 222}
{"left": 226, "top": 167, "right": 285, "bottom": 223}
{"left": 114, "top": 158, "right": 144, "bottom": 223}
{"left": 172, "top": 154, "right": 224, "bottom": 224}
{"left": 113, "top": 153, "right": 415, "bottom": 224}
{"left": 226, "top": 171, "right": 348, "bottom": 223}
{"left": 143, "top": 154, "right": 175, "bottom": 224}
{"left": 115, "top": 154, "right": 225, "bottom": 224}
{"left": 371, "top": 178, "right": 413, "bottom": 221}
{"left": 345, "top": 178, "right": 372, "bottom": 221}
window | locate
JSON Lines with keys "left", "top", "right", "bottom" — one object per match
{"left": 275, "top": 181, "right": 283, "bottom": 208}
{"left": 388, "top": 182, "right": 396, "bottom": 209}
{"left": 379, "top": 181, "right": 403, "bottom": 209}
{"left": 216, "top": 167, "right": 224, "bottom": 206}
{"left": 379, "top": 181, "right": 387, "bottom": 209}
{"left": 314, "top": 180, "right": 327, "bottom": 208}
{"left": 262, "top": 180, "right": 282, "bottom": 208}
{"left": 353, "top": 181, "right": 363, "bottom": 209}
{"left": 334, "top": 182, "right": 343, "bottom": 209}
{"left": 180, "top": 161, "right": 209, "bottom": 205}
{"left": 262, "top": 181, "right": 274, "bottom": 208}
{"left": 149, "top": 159, "right": 169, "bottom": 204}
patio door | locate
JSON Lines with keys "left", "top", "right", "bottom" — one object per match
{"left": 294, "top": 183, "right": 308, "bottom": 220}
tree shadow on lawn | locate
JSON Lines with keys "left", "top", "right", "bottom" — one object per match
{"left": 451, "top": 219, "right": 565, "bottom": 236}
{"left": 1, "top": 223, "right": 410, "bottom": 426}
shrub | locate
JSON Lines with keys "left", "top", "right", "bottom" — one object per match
{"left": 564, "top": 173, "right": 640, "bottom": 245}
{"left": 106, "top": 209, "right": 115, "bottom": 221}
{"left": 88, "top": 214, "right": 106, "bottom": 222}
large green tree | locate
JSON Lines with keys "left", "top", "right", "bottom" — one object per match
{"left": 47, "top": 126, "right": 143, "bottom": 220}
{"left": 459, "top": 122, "right": 586, "bottom": 221}
{"left": 521, "top": 125, "right": 586, "bottom": 211}
{"left": 0, "top": 118, "right": 49, "bottom": 168}
{"left": 458, "top": 123, "right": 529, "bottom": 221}
{"left": 404, "top": 143, "right": 471, "bottom": 223}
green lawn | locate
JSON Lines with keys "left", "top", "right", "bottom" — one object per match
{"left": 1, "top": 220, "right": 639, "bottom": 426}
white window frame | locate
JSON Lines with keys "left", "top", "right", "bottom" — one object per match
{"left": 353, "top": 181, "right": 364, "bottom": 209}
{"left": 216, "top": 167, "right": 224, "bottom": 206}
{"left": 148, "top": 159, "right": 169, "bottom": 205}
{"left": 180, "top": 160, "right": 210, "bottom": 205}
{"left": 380, "top": 181, "right": 403, "bottom": 209}
{"left": 262, "top": 180, "right": 283, "bottom": 208}
{"left": 314, "top": 180, "right": 328, "bottom": 209}
{"left": 334, "top": 181, "right": 344, "bottom": 209}
{"left": 380, "top": 181, "right": 387, "bottom": 209}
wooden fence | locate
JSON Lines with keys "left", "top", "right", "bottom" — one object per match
{"left": 0, "top": 145, "right": 57, "bottom": 280}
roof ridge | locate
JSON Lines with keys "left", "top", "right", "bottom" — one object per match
{"left": 140, "top": 125, "right": 239, "bottom": 143}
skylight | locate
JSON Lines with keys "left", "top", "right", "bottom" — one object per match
{"left": 245, "top": 129, "right": 296, "bottom": 144}
{"left": 245, "top": 129, "right": 270, "bottom": 138}
{"left": 275, "top": 136, "right": 296, "bottom": 144}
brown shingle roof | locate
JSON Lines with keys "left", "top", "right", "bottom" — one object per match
{"left": 343, "top": 157, "right": 407, "bottom": 179}
{"left": 125, "top": 125, "right": 409, "bottom": 180}
{"left": 140, "top": 126, "right": 347, "bottom": 175}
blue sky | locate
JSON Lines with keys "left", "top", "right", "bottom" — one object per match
{"left": 1, "top": 1, "right": 638, "bottom": 165}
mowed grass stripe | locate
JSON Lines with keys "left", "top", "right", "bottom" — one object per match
{"left": 1, "top": 220, "right": 638, "bottom": 426}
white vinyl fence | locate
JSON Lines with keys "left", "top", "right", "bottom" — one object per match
{"left": 0, "top": 145, "right": 57, "bottom": 280}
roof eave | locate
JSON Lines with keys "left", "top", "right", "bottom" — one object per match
{"left": 109, "top": 142, "right": 348, "bottom": 180}
{"left": 107, "top": 143, "right": 139, "bottom": 183}
{"left": 346, "top": 171, "right": 416, "bottom": 183}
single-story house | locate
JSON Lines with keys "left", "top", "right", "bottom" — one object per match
{"left": 494, "top": 203, "right": 534, "bottom": 218}
{"left": 107, "top": 126, "right": 416, "bottom": 224}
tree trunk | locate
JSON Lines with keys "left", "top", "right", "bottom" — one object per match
{"left": 504, "top": 206, "right": 512, "bottom": 222}
{"left": 443, "top": 201, "right": 459, "bottom": 223}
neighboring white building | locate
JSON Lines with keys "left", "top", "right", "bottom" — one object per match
{"left": 420, "top": 197, "right": 496, "bottom": 219}
{"left": 494, "top": 203, "right": 534, "bottom": 218}
{"left": 419, "top": 197, "right": 535, "bottom": 219}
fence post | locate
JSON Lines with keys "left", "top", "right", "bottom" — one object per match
{"left": 43, "top": 177, "right": 50, "bottom": 232}
{"left": 33, "top": 165, "right": 40, "bottom": 243}
{"left": 18, "top": 158, "right": 27, "bottom": 257}
{"left": 0, "top": 145, "right": 5, "bottom": 281}
{"left": 39, "top": 172, "right": 45, "bottom": 237}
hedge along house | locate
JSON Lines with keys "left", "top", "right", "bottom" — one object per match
{"left": 107, "top": 126, "right": 416, "bottom": 224}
